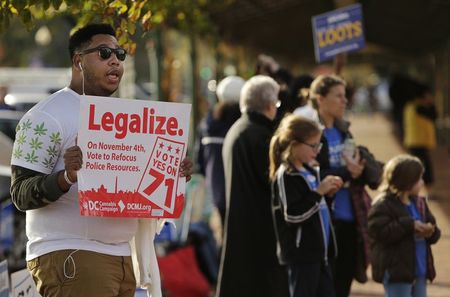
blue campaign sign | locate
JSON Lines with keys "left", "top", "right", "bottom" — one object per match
{"left": 312, "top": 4, "right": 365, "bottom": 63}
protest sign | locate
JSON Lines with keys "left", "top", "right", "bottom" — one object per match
{"left": 312, "top": 4, "right": 365, "bottom": 62}
{"left": 77, "top": 96, "right": 191, "bottom": 218}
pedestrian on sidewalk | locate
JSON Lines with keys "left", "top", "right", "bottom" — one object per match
{"left": 196, "top": 75, "right": 244, "bottom": 229}
{"left": 269, "top": 114, "right": 343, "bottom": 297}
{"left": 310, "top": 75, "right": 381, "bottom": 297}
{"left": 216, "top": 75, "right": 289, "bottom": 297}
{"left": 368, "top": 154, "right": 440, "bottom": 297}
{"left": 10, "top": 23, "right": 192, "bottom": 297}
{"left": 403, "top": 81, "right": 437, "bottom": 190}
{"left": 255, "top": 54, "right": 293, "bottom": 122}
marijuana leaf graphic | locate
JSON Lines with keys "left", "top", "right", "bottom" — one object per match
{"left": 16, "top": 133, "right": 26, "bottom": 145}
{"left": 13, "top": 147, "right": 23, "bottom": 159}
{"left": 29, "top": 137, "right": 43, "bottom": 150}
{"left": 25, "top": 150, "right": 38, "bottom": 163}
{"left": 34, "top": 122, "right": 47, "bottom": 136}
{"left": 46, "top": 145, "right": 58, "bottom": 158}
{"left": 22, "top": 119, "right": 32, "bottom": 131}
{"left": 49, "top": 132, "right": 62, "bottom": 145}
{"left": 42, "top": 157, "right": 54, "bottom": 169}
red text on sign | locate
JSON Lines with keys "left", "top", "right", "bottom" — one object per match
{"left": 88, "top": 104, "right": 184, "bottom": 139}
{"left": 143, "top": 168, "right": 175, "bottom": 208}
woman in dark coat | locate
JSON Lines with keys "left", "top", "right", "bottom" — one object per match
{"left": 216, "top": 75, "right": 289, "bottom": 297}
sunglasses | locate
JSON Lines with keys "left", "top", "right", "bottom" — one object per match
{"left": 78, "top": 46, "right": 127, "bottom": 61}
{"left": 300, "top": 141, "right": 323, "bottom": 152}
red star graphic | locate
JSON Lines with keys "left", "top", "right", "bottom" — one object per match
{"left": 167, "top": 145, "right": 173, "bottom": 152}
{"left": 175, "top": 147, "right": 180, "bottom": 155}
{"left": 159, "top": 142, "right": 164, "bottom": 149}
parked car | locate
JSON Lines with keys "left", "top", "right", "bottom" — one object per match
{"left": 0, "top": 164, "right": 26, "bottom": 273}
{"left": 0, "top": 110, "right": 27, "bottom": 273}
{"left": 4, "top": 92, "right": 48, "bottom": 112}
{"left": 0, "top": 109, "right": 24, "bottom": 141}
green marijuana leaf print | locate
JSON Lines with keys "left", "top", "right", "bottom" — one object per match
{"left": 16, "top": 133, "right": 26, "bottom": 145}
{"left": 42, "top": 157, "right": 54, "bottom": 169}
{"left": 25, "top": 150, "right": 38, "bottom": 163}
{"left": 13, "top": 147, "right": 23, "bottom": 159}
{"left": 34, "top": 122, "right": 47, "bottom": 136}
{"left": 29, "top": 137, "right": 43, "bottom": 150}
{"left": 22, "top": 119, "right": 32, "bottom": 131}
{"left": 46, "top": 145, "right": 58, "bottom": 158}
{"left": 50, "top": 132, "right": 62, "bottom": 145}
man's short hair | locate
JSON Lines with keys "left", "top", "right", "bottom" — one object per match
{"left": 68, "top": 24, "right": 116, "bottom": 60}
{"left": 240, "top": 75, "right": 280, "bottom": 114}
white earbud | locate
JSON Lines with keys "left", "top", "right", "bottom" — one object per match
{"left": 79, "top": 62, "right": 85, "bottom": 95}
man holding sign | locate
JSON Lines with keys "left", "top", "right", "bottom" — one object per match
{"left": 10, "top": 24, "right": 192, "bottom": 297}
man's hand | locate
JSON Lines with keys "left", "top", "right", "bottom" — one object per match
{"left": 63, "top": 145, "right": 83, "bottom": 183}
{"left": 179, "top": 156, "right": 193, "bottom": 182}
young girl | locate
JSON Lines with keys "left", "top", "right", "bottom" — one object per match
{"left": 368, "top": 154, "right": 440, "bottom": 297}
{"left": 269, "top": 114, "right": 343, "bottom": 297}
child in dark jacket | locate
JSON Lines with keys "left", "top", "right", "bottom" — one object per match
{"left": 269, "top": 114, "right": 343, "bottom": 297}
{"left": 368, "top": 154, "right": 440, "bottom": 297}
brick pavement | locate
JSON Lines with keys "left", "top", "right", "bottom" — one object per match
{"left": 348, "top": 113, "right": 450, "bottom": 297}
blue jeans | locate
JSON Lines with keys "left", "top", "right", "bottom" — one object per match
{"left": 383, "top": 272, "right": 427, "bottom": 297}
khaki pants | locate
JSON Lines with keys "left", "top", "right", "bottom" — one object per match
{"left": 27, "top": 250, "right": 136, "bottom": 297}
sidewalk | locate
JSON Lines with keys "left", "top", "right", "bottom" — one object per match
{"left": 348, "top": 113, "right": 450, "bottom": 297}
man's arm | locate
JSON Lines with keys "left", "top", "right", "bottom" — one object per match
{"left": 10, "top": 165, "right": 70, "bottom": 211}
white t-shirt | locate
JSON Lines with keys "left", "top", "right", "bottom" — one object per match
{"left": 11, "top": 87, "right": 137, "bottom": 260}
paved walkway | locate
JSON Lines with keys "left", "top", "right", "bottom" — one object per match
{"left": 348, "top": 113, "right": 450, "bottom": 297}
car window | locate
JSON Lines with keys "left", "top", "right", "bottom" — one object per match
{"left": 4, "top": 93, "right": 47, "bottom": 112}
{"left": 0, "top": 135, "right": 13, "bottom": 168}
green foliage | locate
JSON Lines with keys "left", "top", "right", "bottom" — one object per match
{"left": 0, "top": 0, "right": 229, "bottom": 54}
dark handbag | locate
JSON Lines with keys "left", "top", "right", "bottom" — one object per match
{"left": 358, "top": 145, "right": 383, "bottom": 190}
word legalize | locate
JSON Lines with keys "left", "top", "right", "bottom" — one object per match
{"left": 88, "top": 105, "right": 184, "bottom": 139}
